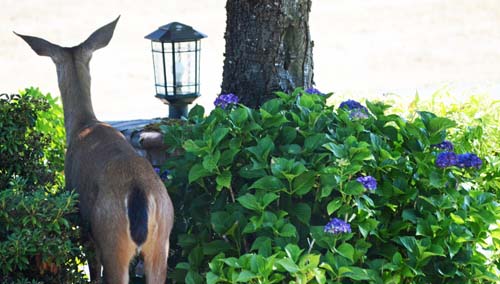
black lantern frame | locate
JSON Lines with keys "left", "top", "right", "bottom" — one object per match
{"left": 145, "top": 22, "right": 207, "bottom": 118}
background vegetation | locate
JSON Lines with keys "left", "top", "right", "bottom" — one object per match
{"left": 0, "top": 88, "right": 86, "bottom": 283}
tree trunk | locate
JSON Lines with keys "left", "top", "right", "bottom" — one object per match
{"left": 221, "top": 0, "right": 314, "bottom": 108}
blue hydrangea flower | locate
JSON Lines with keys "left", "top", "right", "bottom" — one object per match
{"left": 214, "top": 93, "right": 239, "bottom": 109}
{"left": 339, "top": 99, "right": 369, "bottom": 119}
{"left": 435, "top": 152, "right": 458, "bottom": 168}
{"left": 324, "top": 218, "right": 351, "bottom": 235}
{"left": 356, "top": 176, "right": 377, "bottom": 190}
{"left": 456, "top": 153, "right": 482, "bottom": 169}
{"left": 305, "top": 87, "right": 323, "bottom": 95}
{"left": 339, "top": 99, "right": 366, "bottom": 111}
{"left": 432, "top": 140, "right": 454, "bottom": 152}
{"left": 154, "top": 167, "right": 170, "bottom": 181}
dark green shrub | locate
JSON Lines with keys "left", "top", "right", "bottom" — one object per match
{"left": 0, "top": 88, "right": 86, "bottom": 283}
{"left": 160, "top": 89, "right": 500, "bottom": 283}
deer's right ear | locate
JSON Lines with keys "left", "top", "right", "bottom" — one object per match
{"left": 14, "top": 32, "right": 61, "bottom": 58}
{"left": 80, "top": 16, "right": 120, "bottom": 54}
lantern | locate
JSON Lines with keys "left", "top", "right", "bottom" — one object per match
{"left": 145, "top": 22, "right": 206, "bottom": 118}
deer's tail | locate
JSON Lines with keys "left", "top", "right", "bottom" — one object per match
{"left": 127, "top": 186, "right": 148, "bottom": 246}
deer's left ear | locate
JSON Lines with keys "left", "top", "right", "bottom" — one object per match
{"left": 80, "top": 16, "right": 120, "bottom": 54}
{"left": 14, "top": 32, "right": 63, "bottom": 59}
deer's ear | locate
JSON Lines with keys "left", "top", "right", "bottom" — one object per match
{"left": 80, "top": 16, "right": 120, "bottom": 54}
{"left": 14, "top": 32, "right": 61, "bottom": 58}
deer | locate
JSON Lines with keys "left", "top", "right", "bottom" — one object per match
{"left": 15, "top": 17, "right": 174, "bottom": 284}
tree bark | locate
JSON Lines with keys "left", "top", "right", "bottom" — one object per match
{"left": 221, "top": 0, "right": 314, "bottom": 108}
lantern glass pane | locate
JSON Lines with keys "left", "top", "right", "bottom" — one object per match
{"left": 152, "top": 42, "right": 166, "bottom": 95}
{"left": 172, "top": 41, "right": 199, "bottom": 95}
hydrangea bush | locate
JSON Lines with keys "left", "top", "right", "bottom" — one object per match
{"left": 160, "top": 89, "right": 500, "bottom": 283}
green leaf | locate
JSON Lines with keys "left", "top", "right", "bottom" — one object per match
{"left": 184, "top": 139, "right": 206, "bottom": 154}
{"left": 185, "top": 270, "right": 204, "bottom": 284}
{"left": 188, "top": 246, "right": 204, "bottom": 268}
{"left": 271, "top": 157, "right": 306, "bottom": 181}
{"left": 216, "top": 171, "right": 232, "bottom": 190}
{"left": 211, "top": 211, "right": 234, "bottom": 235}
{"left": 279, "top": 223, "right": 297, "bottom": 237}
{"left": 261, "top": 108, "right": 288, "bottom": 125}
{"left": 396, "top": 236, "right": 417, "bottom": 254}
{"left": 229, "top": 107, "right": 249, "bottom": 126}
{"left": 277, "top": 258, "right": 299, "bottom": 273}
{"left": 323, "top": 143, "right": 346, "bottom": 158}
{"left": 211, "top": 128, "right": 230, "bottom": 148}
{"left": 220, "top": 148, "right": 239, "bottom": 166}
{"left": 262, "top": 192, "right": 279, "bottom": 208}
{"left": 429, "top": 171, "right": 446, "bottom": 188}
{"left": 222, "top": 257, "right": 240, "bottom": 268}
{"left": 249, "top": 176, "right": 286, "bottom": 192}
{"left": 188, "top": 104, "right": 205, "bottom": 120}
{"left": 203, "top": 240, "right": 232, "bottom": 255}
{"left": 343, "top": 180, "right": 365, "bottom": 195}
{"left": 206, "top": 272, "right": 219, "bottom": 284}
{"left": 188, "top": 164, "right": 211, "bottom": 183}
{"left": 202, "top": 151, "right": 221, "bottom": 172}
{"left": 338, "top": 266, "right": 373, "bottom": 281}
{"left": 299, "top": 254, "right": 320, "bottom": 269}
{"left": 285, "top": 244, "right": 304, "bottom": 262}
{"left": 236, "top": 270, "right": 257, "bottom": 282}
{"left": 336, "top": 243, "right": 355, "bottom": 262}
{"left": 250, "top": 237, "right": 272, "bottom": 256}
{"left": 261, "top": 98, "right": 283, "bottom": 114}
{"left": 237, "top": 194, "right": 260, "bottom": 211}
{"left": 428, "top": 116, "right": 457, "bottom": 133}
{"left": 293, "top": 203, "right": 312, "bottom": 225}
{"left": 327, "top": 199, "right": 342, "bottom": 215}
{"left": 247, "top": 136, "right": 275, "bottom": 162}
{"left": 176, "top": 262, "right": 191, "bottom": 270}
{"left": 292, "top": 171, "right": 316, "bottom": 195}
{"left": 304, "top": 134, "right": 326, "bottom": 152}
{"left": 450, "top": 213, "right": 465, "bottom": 225}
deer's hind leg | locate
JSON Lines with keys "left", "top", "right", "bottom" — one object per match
{"left": 141, "top": 231, "right": 170, "bottom": 284}
{"left": 99, "top": 233, "right": 137, "bottom": 284}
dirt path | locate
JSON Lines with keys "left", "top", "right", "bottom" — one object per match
{"left": 1, "top": 0, "right": 499, "bottom": 120}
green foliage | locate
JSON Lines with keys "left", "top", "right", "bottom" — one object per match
{"left": 0, "top": 88, "right": 85, "bottom": 283}
{"left": 161, "top": 88, "right": 500, "bottom": 283}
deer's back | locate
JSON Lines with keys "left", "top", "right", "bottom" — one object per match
{"left": 65, "top": 122, "right": 164, "bottom": 224}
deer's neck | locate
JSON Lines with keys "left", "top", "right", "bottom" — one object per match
{"left": 57, "top": 62, "right": 98, "bottom": 145}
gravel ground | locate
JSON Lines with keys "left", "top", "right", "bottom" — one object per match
{"left": 1, "top": 0, "right": 499, "bottom": 120}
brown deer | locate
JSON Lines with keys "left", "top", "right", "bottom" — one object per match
{"left": 15, "top": 17, "right": 173, "bottom": 284}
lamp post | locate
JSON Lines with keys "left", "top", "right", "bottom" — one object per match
{"left": 145, "top": 22, "right": 207, "bottom": 118}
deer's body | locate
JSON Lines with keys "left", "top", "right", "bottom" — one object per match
{"left": 16, "top": 18, "right": 173, "bottom": 284}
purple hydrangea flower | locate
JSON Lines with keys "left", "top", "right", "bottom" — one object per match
{"left": 456, "top": 153, "right": 482, "bottom": 169}
{"left": 432, "top": 140, "right": 454, "bottom": 152}
{"left": 305, "top": 87, "right": 323, "bottom": 95}
{"left": 356, "top": 176, "right": 377, "bottom": 190}
{"left": 435, "top": 152, "right": 458, "bottom": 168}
{"left": 324, "top": 218, "right": 352, "bottom": 235}
{"left": 214, "top": 93, "right": 239, "bottom": 109}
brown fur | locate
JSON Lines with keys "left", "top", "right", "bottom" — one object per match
{"left": 15, "top": 17, "right": 174, "bottom": 284}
